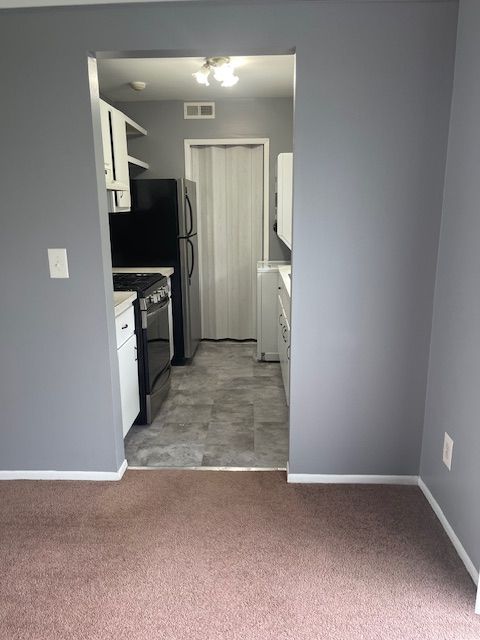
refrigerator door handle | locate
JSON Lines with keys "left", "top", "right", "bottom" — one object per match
{"left": 187, "top": 237, "right": 195, "bottom": 280}
{"left": 185, "top": 193, "right": 194, "bottom": 236}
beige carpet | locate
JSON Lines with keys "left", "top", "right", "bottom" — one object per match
{"left": 0, "top": 470, "right": 478, "bottom": 639}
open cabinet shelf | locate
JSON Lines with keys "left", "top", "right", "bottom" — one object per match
{"left": 125, "top": 115, "right": 147, "bottom": 137}
{"left": 127, "top": 155, "right": 149, "bottom": 170}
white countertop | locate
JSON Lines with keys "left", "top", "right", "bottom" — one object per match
{"left": 113, "top": 266, "right": 175, "bottom": 278}
{"left": 278, "top": 265, "right": 291, "bottom": 297}
{"left": 113, "top": 291, "right": 137, "bottom": 317}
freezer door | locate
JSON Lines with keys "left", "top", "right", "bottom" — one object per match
{"left": 185, "top": 180, "right": 197, "bottom": 236}
{"left": 177, "top": 179, "right": 197, "bottom": 238}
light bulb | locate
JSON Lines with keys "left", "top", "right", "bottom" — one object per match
{"left": 193, "top": 65, "right": 210, "bottom": 86}
{"left": 221, "top": 74, "right": 239, "bottom": 88}
{"left": 213, "top": 62, "right": 233, "bottom": 82}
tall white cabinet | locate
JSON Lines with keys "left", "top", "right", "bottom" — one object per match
{"left": 276, "top": 152, "right": 293, "bottom": 250}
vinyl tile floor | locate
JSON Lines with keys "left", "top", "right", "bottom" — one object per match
{"left": 125, "top": 341, "right": 289, "bottom": 468}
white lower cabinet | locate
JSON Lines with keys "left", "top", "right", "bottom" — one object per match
{"left": 117, "top": 332, "right": 140, "bottom": 437}
{"left": 257, "top": 261, "right": 289, "bottom": 361}
{"left": 277, "top": 294, "right": 290, "bottom": 406}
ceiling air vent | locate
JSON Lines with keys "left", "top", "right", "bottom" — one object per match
{"left": 184, "top": 102, "right": 215, "bottom": 120}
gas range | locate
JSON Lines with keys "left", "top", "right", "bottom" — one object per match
{"left": 113, "top": 273, "right": 169, "bottom": 310}
{"left": 113, "top": 272, "right": 171, "bottom": 424}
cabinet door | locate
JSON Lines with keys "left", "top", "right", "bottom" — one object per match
{"left": 115, "top": 304, "right": 135, "bottom": 349}
{"left": 117, "top": 333, "right": 140, "bottom": 437}
{"left": 277, "top": 297, "right": 284, "bottom": 369}
{"left": 99, "top": 101, "right": 130, "bottom": 196}
{"left": 277, "top": 153, "right": 293, "bottom": 250}
{"left": 284, "top": 323, "right": 290, "bottom": 406}
{"left": 110, "top": 108, "right": 130, "bottom": 191}
{"left": 100, "top": 100, "right": 114, "bottom": 188}
{"left": 277, "top": 295, "right": 287, "bottom": 400}
{"left": 115, "top": 188, "right": 131, "bottom": 210}
{"left": 277, "top": 293, "right": 290, "bottom": 405}
{"left": 276, "top": 155, "right": 284, "bottom": 241}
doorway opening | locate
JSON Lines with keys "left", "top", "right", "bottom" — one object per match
{"left": 93, "top": 51, "right": 295, "bottom": 469}
{"left": 185, "top": 138, "right": 269, "bottom": 339}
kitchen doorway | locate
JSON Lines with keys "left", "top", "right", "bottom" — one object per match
{"left": 93, "top": 51, "right": 294, "bottom": 469}
{"left": 185, "top": 139, "right": 269, "bottom": 340}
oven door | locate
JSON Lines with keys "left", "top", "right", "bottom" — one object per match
{"left": 144, "top": 297, "right": 171, "bottom": 423}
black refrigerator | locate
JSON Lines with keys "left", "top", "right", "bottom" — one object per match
{"left": 109, "top": 178, "right": 201, "bottom": 365}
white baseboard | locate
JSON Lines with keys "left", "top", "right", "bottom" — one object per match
{"left": 0, "top": 459, "right": 128, "bottom": 481}
{"left": 287, "top": 471, "right": 419, "bottom": 485}
{"left": 418, "top": 477, "right": 479, "bottom": 587}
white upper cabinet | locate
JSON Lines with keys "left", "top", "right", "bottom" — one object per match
{"left": 110, "top": 107, "right": 130, "bottom": 192}
{"left": 100, "top": 100, "right": 114, "bottom": 186}
{"left": 276, "top": 152, "right": 293, "bottom": 250}
{"left": 100, "top": 100, "right": 128, "bottom": 191}
{"left": 99, "top": 99, "right": 149, "bottom": 212}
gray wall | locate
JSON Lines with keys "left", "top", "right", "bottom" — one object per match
{"left": 113, "top": 98, "right": 293, "bottom": 261}
{"left": 0, "top": 1, "right": 457, "bottom": 475}
{"left": 421, "top": 0, "right": 480, "bottom": 571}
{"left": 288, "top": 2, "right": 456, "bottom": 474}
{"left": 0, "top": 52, "right": 125, "bottom": 472}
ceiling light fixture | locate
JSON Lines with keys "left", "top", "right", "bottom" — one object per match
{"left": 129, "top": 81, "right": 147, "bottom": 91}
{"left": 192, "top": 64, "right": 211, "bottom": 87}
{"left": 193, "top": 57, "right": 239, "bottom": 88}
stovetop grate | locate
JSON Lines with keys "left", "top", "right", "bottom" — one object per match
{"left": 113, "top": 273, "right": 166, "bottom": 295}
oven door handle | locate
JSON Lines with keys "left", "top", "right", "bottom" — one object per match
{"left": 147, "top": 298, "right": 170, "bottom": 314}
{"left": 141, "top": 298, "right": 169, "bottom": 329}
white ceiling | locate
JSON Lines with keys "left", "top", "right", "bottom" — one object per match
{"left": 97, "top": 55, "right": 295, "bottom": 102}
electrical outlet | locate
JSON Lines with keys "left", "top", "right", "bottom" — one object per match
{"left": 48, "top": 248, "right": 69, "bottom": 279}
{"left": 443, "top": 432, "right": 454, "bottom": 470}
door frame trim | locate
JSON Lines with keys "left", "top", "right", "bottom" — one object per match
{"left": 184, "top": 138, "right": 270, "bottom": 260}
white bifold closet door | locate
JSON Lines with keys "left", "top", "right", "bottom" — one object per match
{"left": 191, "top": 145, "right": 263, "bottom": 340}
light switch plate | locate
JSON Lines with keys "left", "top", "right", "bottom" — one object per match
{"left": 48, "top": 248, "right": 69, "bottom": 279}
